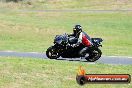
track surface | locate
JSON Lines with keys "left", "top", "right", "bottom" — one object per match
{"left": 0, "top": 51, "right": 132, "bottom": 65}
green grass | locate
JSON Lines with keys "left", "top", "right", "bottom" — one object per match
{"left": 0, "top": 57, "right": 131, "bottom": 88}
{"left": 0, "top": 0, "right": 132, "bottom": 10}
{"left": 0, "top": 10, "right": 132, "bottom": 56}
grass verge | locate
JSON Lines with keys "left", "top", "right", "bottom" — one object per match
{"left": 0, "top": 0, "right": 132, "bottom": 10}
{"left": 0, "top": 11, "right": 132, "bottom": 56}
{"left": 0, "top": 57, "right": 131, "bottom": 88}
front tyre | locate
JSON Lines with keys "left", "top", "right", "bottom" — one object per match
{"left": 46, "top": 46, "right": 60, "bottom": 59}
{"left": 85, "top": 48, "right": 102, "bottom": 62}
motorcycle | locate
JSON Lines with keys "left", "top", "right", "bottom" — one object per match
{"left": 46, "top": 33, "right": 103, "bottom": 62}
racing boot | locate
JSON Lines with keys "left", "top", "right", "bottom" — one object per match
{"left": 79, "top": 47, "right": 89, "bottom": 57}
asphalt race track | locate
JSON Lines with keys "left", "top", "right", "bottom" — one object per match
{"left": 0, "top": 51, "right": 132, "bottom": 65}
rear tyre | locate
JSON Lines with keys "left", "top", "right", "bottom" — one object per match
{"left": 46, "top": 46, "right": 60, "bottom": 59}
{"left": 85, "top": 48, "right": 102, "bottom": 62}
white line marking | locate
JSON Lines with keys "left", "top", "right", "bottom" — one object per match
{"left": 102, "top": 55, "right": 132, "bottom": 58}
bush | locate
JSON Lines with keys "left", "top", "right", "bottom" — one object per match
{"left": 0, "top": 0, "right": 23, "bottom": 2}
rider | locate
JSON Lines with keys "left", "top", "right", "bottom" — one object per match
{"left": 68, "top": 24, "right": 93, "bottom": 57}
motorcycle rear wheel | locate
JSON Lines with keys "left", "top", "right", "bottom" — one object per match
{"left": 46, "top": 46, "right": 60, "bottom": 59}
{"left": 85, "top": 48, "right": 102, "bottom": 62}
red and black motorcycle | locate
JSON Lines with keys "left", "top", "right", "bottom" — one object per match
{"left": 46, "top": 33, "right": 103, "bottom": 62}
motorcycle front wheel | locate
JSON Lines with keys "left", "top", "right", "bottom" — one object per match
{"left": 85, "top": 48, "right": 102, "bottom": 62}
{"left": 46, "top": 46, "right": 60, "bottom": 59}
